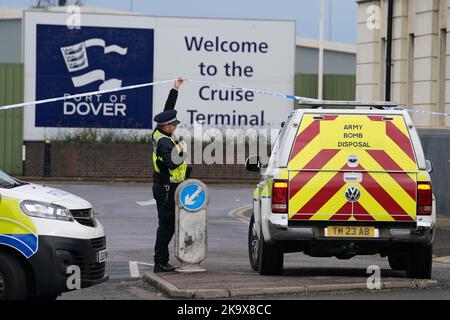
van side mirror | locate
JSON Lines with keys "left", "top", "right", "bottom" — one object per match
{"left": 425, "top": 159, "right": 433, "bottom": 173}
{"left": 245, "top": 156, "right": 261, "bottom": 172}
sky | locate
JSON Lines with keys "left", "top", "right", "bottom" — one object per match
{"left": 0, "top": 0, "right": 357, "bottom": 44}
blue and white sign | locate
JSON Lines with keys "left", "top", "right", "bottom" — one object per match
{"left": 32, "top": 20, "right": 154, "bottom": 129}
{"left": 179, "top": 182, "right": 208, "bottom": 212}
{"left": 24, "top": 12, "right": 295, "bottom": 140}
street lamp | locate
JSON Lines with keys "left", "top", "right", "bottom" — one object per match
{"left": 318, "top": 0, "right": 324, "bottom": 100}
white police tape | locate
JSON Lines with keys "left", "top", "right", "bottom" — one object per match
{"left": 0, "top": 78, "right": 449, "bottom": 117}
{"left": 187, "top": 79, "right": 450, "bottom": 117}
{"left": 405, "top": 108, "right": 450, "bottom": 117}
{"left": 185, "top": 79, "right": 297, "bottom": 101}
{"left": 0, "top": 79, "right": 177, "bottom": 111}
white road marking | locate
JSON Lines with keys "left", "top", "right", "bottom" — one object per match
{"left": 129, "top": 261, "right": 155, "bottom": 278}
{"left": 136, "top": 199, "right": 156, "bottom": 206}
{"left": 434, "top": 256, "right": 450, "bottom": 265}
{"left": 227, "top": 205, "right": 252, "bottom": 224}
{"left": 136, "top": 262, "right": 154, "bottom": 266}
{"left": 129, "top": 261, "right": 140, "bottom": 278}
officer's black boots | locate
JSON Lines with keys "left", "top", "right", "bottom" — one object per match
{"left": 154, "top": 262, "right": 177, "bottom": 273}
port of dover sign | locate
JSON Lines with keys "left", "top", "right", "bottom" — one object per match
{"left": 23, "top": 11, "right": 295, "bottom": 140}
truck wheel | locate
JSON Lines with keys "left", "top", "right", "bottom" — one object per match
{"left": 0, "top": 252, "right": 28, "bottom": 300}
{"left": 248, "top": 215, "right": 260, "bottom": 271}
{"left": 388, "top": 254, "right": 407, "bottom": 271}
{"left": 258, "top": 237, "right": 284, "bottom": 276}
{"left": 406, "top": 244, "right": 433, "bottom": 279}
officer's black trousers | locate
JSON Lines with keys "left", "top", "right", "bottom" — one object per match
{"left": 153, "top": 182, "right": 179, "bottom": 265}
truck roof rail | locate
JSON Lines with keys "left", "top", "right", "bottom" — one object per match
{"left": 297, "top": 97, "right": 399, "bottom": 110}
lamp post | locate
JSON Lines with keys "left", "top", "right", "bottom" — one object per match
{"left": 318, "top": 0, "right": 325, "bottom": 100}
{"left": 385, "top": 0, "right": 394, "bottom": 101}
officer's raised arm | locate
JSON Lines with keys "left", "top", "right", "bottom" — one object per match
{"left": 164, "top": 78, "right": 184, "bottom": 111}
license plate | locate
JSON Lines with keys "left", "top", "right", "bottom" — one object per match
{"left": 97, "top": 249, "right": 108, "bottom": 263}
{"left": 326, "top": 226, "right": 376, "bottom": 238}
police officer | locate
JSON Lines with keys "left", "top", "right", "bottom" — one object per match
{"left": 152, "top": 78, "right": 189, "bottom": 273}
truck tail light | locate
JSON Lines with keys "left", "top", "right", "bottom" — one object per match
{"left": 272, "top": 180, "right": 288, "bottom": 213}
{"left": 417, "top": 182, "right": 432, "bottom": 215}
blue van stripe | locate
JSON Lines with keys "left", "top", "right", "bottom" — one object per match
{"left": 0, "top": 234, "right": 38, "bottom": 258}
{"left": 11, "top": 234, "right": 38, "bottom": 251}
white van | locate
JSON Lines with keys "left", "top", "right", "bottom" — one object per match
{"left": 0, "top": 170, "right": 108, "bottom": 300}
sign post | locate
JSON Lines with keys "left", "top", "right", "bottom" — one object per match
{"left": 175, "top": 179, "right": 209, "bottom": 273}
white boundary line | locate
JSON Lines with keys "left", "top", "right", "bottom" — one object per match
{"left": 129, "top": 261, "right": 155, "bottom": 278}
{"left": 136, "top": 199, "right": 156, "bottom": 207}
{"left": 227, "top": 205, "right": 252, "bottom": 224}
{"left": 129, "top": 261, "right": 140, "bottom": 278}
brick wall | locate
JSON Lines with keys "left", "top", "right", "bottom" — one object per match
{"left": 24, "top": 142, "right": 45, "bottom": 176}
{"left": 24, "top": 142, "right": 260, "bottom": 182}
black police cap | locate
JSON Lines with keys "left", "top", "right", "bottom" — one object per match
{"left": 154, "top": 110, "right": 180, "bottom": 125}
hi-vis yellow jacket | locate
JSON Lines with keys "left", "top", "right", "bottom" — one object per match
{"left": 152, "top": 129, "right": 187, "bottom": 184}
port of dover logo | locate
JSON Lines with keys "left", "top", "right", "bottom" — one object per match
{"left": 61, "top": 38, "right": 128, "bottom": 90}
{"left": 35, "top": 25, "right": 154, "bottom": 129}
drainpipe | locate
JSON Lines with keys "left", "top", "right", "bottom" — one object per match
{"left": 385, "top": 0, "right": 394, "bottom": 101}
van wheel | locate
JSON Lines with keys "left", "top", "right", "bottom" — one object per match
{"left": 258, "top": 237, "right": 284, "bottom": 276}
{"left": 0, "top": 252, "right": 28, "bottom": 300}
{"left": 406, "top": 244, "right": 433, "bottom": 279}
{"left": 248, "top": 215, "right": 260, "bottom": 271}
{"left": 388, "top": 254, "right": 407, "bottom": 271}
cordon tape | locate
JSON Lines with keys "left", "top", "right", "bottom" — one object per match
{"left": 0, "top": 78, "right": 449, "bottom": 117}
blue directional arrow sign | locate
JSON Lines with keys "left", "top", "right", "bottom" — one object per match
{"left": 179, "top": 182, "right": 207, "bottom": 212}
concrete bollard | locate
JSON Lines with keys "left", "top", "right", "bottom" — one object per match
{"left": 174, "top": 179, "right": 209, "bottom": 273}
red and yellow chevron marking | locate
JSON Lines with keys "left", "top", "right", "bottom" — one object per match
{"left": 288, "top": 114, "right": 418, "bottom": 223}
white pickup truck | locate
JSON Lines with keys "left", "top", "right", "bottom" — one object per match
{"left": 246, "top": 101, "right": 435, "bottom": 279}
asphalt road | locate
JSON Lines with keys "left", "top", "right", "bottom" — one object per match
{"left": 49, "top": 183, "right": 450, "bottom": 300}
{"left": 54, "top": 184, "right": 256, "bottom": 279}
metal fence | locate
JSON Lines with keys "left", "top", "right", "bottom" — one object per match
{"left": 0, "top": 63, "right": 24, "bottom": 175}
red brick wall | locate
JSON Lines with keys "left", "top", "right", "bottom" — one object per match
{"left": 24, "top": 142, "right": 260, "bottom": 182}
{"left": 24, "top": 142, "right": 45, "bottom": 177}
